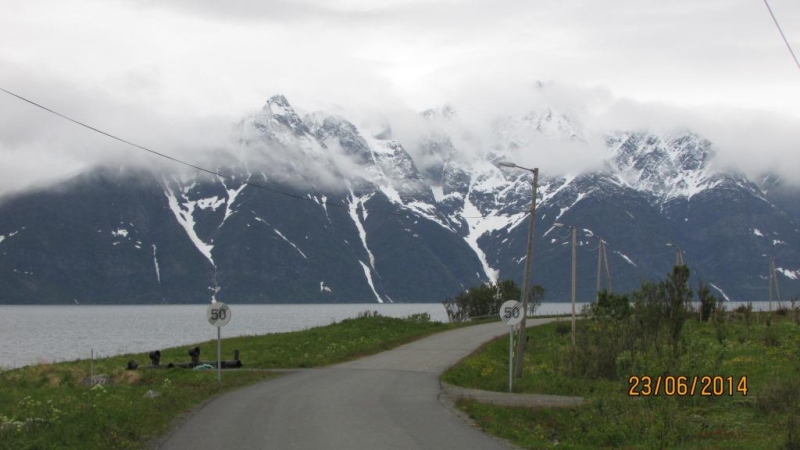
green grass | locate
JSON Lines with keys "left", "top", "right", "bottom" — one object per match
{"left": 443, "top": 314, "right": 800, "bottom": 449}
{"left": 0, "top": 312, "right": 455, "bottom": 450}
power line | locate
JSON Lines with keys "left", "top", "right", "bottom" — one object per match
{"left": 762, "top": 0, "right": 800, "bottom": 73}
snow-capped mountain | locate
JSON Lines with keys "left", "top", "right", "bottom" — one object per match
{"left": 0, "top": 95, "right": 797, "bottom": 304}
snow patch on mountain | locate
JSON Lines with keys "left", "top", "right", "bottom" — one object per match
{"left": 164, "top": 185, "right": 215, "bottom": 266}
{"left": 431, "top": 185, "right": 445, "bottom": 202}
{"left": 709, "top": 283, "right": 731, "bottom": 301}
{"left": 379, "top": 184, "right": 453, "bottom": 231}
{"left": 318, "top": 195, "right": 329, "bottom": 219}
{"left": 359, "top": 260, "right": 383, "bottom": 303}
{"left": 462, "top": 188, "right": 500, "bottom": 282}
{"left": 273, "top": 228, "right": 307, "bottom": 259}
{"left": 152, "top": 245, "right": 161, "bottom": 284}
{"left": 218, "top": 177, "right": 247, "bottom": 223}
{"left": 0, "top": 229, "right": 19, "bottom": 244}
{"left": 555, "top": 191, "right": 591, "bottom": 222}
{"left": 607, "top": 132, "right": 725, "bottom": 202}
{"left": 348, "top": 190, "right": 376, "bottom": 268}
{"left": 615, "top": 251, "right": 637, "bottom": 267}
{"left": 196, "top": 196, "right": 225, "bottom": 211}
{"left": 539, "top": 176, "right": 575, "bottom": 206}
{"left": 493, "top": 108, "right": 584, "bottom": 153}
{"left": 778, "top": 268, "right": 799, "bottom": 280}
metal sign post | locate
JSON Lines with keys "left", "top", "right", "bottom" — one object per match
{"left": 206, "top": 302, "right": 232, "bottom": 383}
{"left": 499, "top": 300, "right": 524, "bottom": 393}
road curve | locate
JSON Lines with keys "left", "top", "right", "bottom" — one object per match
{"left": 158, "top": 319, "right": 553, "bottom": 450}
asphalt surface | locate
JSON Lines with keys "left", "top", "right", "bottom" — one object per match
{"left": 159, "top": 319, "right": 554, "bottom": 450}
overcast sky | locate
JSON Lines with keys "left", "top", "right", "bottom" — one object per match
{"left": 1, "top": 0, "right": 799, "bottom": 193}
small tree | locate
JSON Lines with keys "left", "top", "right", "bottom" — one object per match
{"left": 697, "top": 282, "right": 717, "bottom": 322}
{"left": 442, "top": 279, "right": 521, "bottom": 322}
{"left": 663, "top": 265, "right": 692, "bottom": 347}
{"left": 527, "top": 284, "right": 546, "bottom": 316}
{"left": 595, "top": 290, "right": 632, "bottom": 319}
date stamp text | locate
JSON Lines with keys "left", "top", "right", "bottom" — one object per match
{"left": 628, "top": 375, "right": 748, "bottom": 397}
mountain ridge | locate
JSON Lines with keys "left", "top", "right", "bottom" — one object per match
{"left": 0, "top": 94, "right": 797, "bottom": 304}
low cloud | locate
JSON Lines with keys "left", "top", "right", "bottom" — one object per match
{"left": 597, "top": 97, "right": 800, "bottom": 182}
{"left": 3, "top": 63, "right": 799, "bottom": 201}
{"left": 0, "top": 63, "right": 237, "bottom": 196}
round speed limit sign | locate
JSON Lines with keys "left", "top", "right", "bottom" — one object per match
{"left": 207, "top": 302, "right": 232, "bottom": 327}
{"left": 499, "top": 300, "right": 523, "bottom": 326}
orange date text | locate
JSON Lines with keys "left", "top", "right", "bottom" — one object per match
{"left": 627, "top": 375, "right": 748, "bottom": 397}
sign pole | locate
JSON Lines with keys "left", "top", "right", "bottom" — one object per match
{"left": 217, "top": 326, "right": 222, "bottom": 383}
{"left": 206, "top": 302, "right": 232, "bottom": 384}
{"left": 499, "top": 300, "right": 523, "bottom": 393}
{"left": 508, "top": 326, "right": 514, "bottom": 393}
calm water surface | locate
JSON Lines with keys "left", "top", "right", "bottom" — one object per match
{"left": 0, "top": 301, "right": 774, "bottom": 369}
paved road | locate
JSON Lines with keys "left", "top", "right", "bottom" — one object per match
{"left": 159, "top": 319, "right": 553, "bottom": 450}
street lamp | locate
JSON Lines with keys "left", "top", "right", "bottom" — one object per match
{"left": 497, "top": 160, "right": 539, "bottom": 378}
{"left": 554, "top": 223, "right": 577, "bottom": 346}
{"left": 666, "top": 242, "right": 684, "bottom": 266}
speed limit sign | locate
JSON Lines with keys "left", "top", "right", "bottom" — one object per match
{"left": 207, "top": 302, "right": 232, "bottom": 383}
{"left": 499, "top": 300, "right": 523, "bottom": 393}
{"left": 207, "top": 302, "right": 232, "bottom": 327}
{"left": 499, "top": 300, "right": 523, "bottom": 326}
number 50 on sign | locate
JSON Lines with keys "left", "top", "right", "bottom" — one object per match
{"left": 500, "top": 300, "right": 523, "bottom": 326}
{"left": 207, "top": 303, "right": 231, "bottom": 327}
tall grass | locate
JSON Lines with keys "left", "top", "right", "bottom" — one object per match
{"left": 0, "top": 313, "right": 452, "bottom": 450}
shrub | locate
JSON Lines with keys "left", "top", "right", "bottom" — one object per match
{"left": 566, "top": 266, "right": 696, "bottom": 380}
{"left": 594, "top": 290, "right": 632, "bottom": 319}
{"left": 697, "top": 282, "right": 717, "bottom": 322}
{"left": 756, "top": 377, "right": 800, "bottom": 414}
{"left": 357, "top": 310, "right": 381, "bottom": 318}
{"left": 554, "top": 320, "right": 571, "bottom": 336}
{"left": 734, "top": 302, "right": 754, "bottom": 326}
{"left": 442, "top": 279, "right": 525, "bottom": 322}
{"left": 405, "top": 313, "right": 431, "bottom": 324}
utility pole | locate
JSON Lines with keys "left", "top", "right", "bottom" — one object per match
{"left": 497, "top": 161, "right": 538, "bottom": 379}
{"left": 570, "top": 226, "right": 576, "bottom": 346}
{"left": 595, "top": 237, "right": 611, "bottom": 299}
{"left": 769, "top": 257, "right": 781, "bottom": 312}
{"left": 554, "top": 222, "right": 577, "bottom": 346}
{"left": 596, "top": 239, "right": 602, "bottom": 300}
{"left": 667, "top": 242, "right": 684, "bottom": 266}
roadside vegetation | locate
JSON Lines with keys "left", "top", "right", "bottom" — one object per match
{"left": 443, "top": 279, "right": 543, "bottom": 322}
{"left": 0, "top": 311, "right": 449, "bottom": 450}
{"left": 443, "top": 266, "right": 800, "bottom": 449}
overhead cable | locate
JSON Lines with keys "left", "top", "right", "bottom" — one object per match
{"left": 762, "top": 0, "right": 800, "bottom": 73}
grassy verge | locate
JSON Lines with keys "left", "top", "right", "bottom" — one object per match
{"left": 443, "top": 314, "right": 800, "bottom": 449}
{"left": 0, "top": 312, "right": 454, "bottom": 450}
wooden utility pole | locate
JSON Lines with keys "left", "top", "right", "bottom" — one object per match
{"left": 596, "top": 238, "right": 611, "bottom": 299}
{"left": 769, "top": 257, "right": 781, "bottom": 311}
{"left": 570, "top": 226, "right": 577, "bottom": 346}
{"left": 514, "top": 167, "right": 538, "bottom": 379}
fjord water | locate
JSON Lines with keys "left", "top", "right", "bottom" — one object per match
{"left": 1, "top": 304, "right": 449, "bottom": 369}
{"left": 0, "top": 301, "right": 773, "bottom": 369}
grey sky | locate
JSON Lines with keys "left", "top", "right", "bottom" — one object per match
{"left": 1, "top": 0, "right": 799, "bottom": 193}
